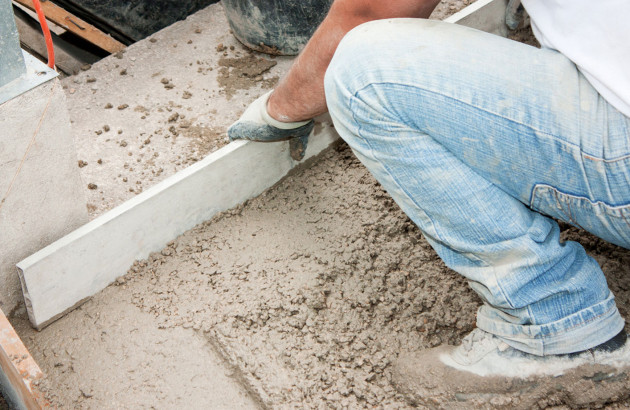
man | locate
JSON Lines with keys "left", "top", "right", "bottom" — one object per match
{"left": 229, "top": 0, "right": 630, "bottom": 405}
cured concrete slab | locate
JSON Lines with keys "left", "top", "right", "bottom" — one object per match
{"left": 0, "top": 76, "right": 87, "bottom": 316}
{"left": 61, "top": 3, "right": 295, "bottom": 219}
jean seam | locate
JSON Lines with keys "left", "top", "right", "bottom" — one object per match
{"left": 545, "top": 302, "right": 616, "bottom": 338}
{"left": 482, "top": 299, "right": 617, "bottom": 340}
{"left": 348, "top": 95, "right": 445, "bottom": 245}
{"left": 494, "top": 272, "right": 517, "bottom": 311}
{"left": 483, "top": 263, "right": 518, "bottom": 310}
{"left": 583, "top": 152, "right": 630, "bottom": 163}
{"left": 531, "top": 184, "right": 630, "bottom": 215}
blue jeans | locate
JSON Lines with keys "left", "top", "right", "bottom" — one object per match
{"left": 323, "top": 19, "right": 630, "bottom": 356}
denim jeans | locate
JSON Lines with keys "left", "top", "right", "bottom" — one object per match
{"left": 323, "top": 18, "right": 630, "bottom": 356}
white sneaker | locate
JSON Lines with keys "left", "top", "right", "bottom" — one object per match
{"left": 392, "top": 328, "right": 630, "bottom": 409}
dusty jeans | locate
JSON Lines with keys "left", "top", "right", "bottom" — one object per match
{"left": 323, "top": 18, "right": 630, "bottom": 355}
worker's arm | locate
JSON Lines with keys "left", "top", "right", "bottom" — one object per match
{"left": 269, "top": 0, "right": 440, "bottom": 122}
{"left": 228, "top": 0, "right": 440, "bottom": 158}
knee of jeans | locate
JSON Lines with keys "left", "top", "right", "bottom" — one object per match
{"left": 323, "top": 48, "right": 350, "bottom": 122}
{"left": 324, "top": 20, "right": 394, "bottom": 118}
{"left": 325, "top": 19, "right": 404, "bottom": 82}
{"left": 324, "top": 19, "right": 445, "bottom": 118}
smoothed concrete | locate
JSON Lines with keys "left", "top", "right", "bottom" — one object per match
{"left": 0, "top": 77, "right": 87, "bottom": 315}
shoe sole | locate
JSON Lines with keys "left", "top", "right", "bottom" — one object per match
{"left": 392, "top": 346, "right": 630, "bottom": 409}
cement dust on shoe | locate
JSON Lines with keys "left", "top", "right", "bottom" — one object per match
{"left": 393, "top": 339, "right": 630, "bottom": 409}
{"left": 442, "top": 328, "right": 630, "bottom": 378}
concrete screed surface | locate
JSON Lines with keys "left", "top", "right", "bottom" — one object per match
{"left": 9, "top": 0, "right": 630, "bottom": 409}
{"left": 13, "top": 145, "right": 630, "bottom": 408}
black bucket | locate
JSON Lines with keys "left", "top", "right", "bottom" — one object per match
{"left": 51, "top": 0, "right": 219, "bottom": 43}
{"left": 221, "top": 0, "right": 333, "bottom": 55}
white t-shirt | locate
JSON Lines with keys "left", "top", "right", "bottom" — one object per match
{"left": 521, "top": 0, "right": 630, "bottom": 117}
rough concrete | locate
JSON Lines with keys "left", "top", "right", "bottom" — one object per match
{"left": 14, "top": 144, "right": 628, "bottom": 408}
{"left": 432, "top": 0, "right": 478, "bottom": 20}
{"left": 0, "top": 77, "right": 88, "bottom": 316}
{"left": 444, "top": 0, "right": 508, "bottom": 35}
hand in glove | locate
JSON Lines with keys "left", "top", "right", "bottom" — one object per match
{"left": 228, "top": 90, "right": 314, "bottom": 161}
{"left": 505, "top": 0, "right": 524, "bottom": 30}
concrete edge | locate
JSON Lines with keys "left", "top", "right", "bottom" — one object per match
{"left": 17, "top": 121, "right": 339, "bottom": 330}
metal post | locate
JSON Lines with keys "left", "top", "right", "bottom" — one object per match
{"left": 0, "top": 0, "right": 27, "bottom": 88}
{"left": 0, "top": 0, "right": 57, "bottom": 105}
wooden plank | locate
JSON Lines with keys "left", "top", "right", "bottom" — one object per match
{"left": 17, "top": 123, "right": 340, "bottom": 330}
{"left": 14, "top": 6, "right": 98, "bottom": 75}
{"left": 13, "top": 0, "right": 126, "bottom": 53}
{"left": 0, "top": 309, "right": 48, "bottom": 409}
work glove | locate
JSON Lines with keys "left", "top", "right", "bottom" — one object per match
{"left": 228, "top": 90, "right": 314, "bottom": 161}
{"left": 505, "top": 0, "right": 525, "bottom": 30}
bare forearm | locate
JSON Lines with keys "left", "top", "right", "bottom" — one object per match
{"left": 267, "top": 0, "right": 440, "bottom": 122}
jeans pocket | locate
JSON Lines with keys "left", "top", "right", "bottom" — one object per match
{"left": 530, "top": 184, "right": 630, "bottom": 249}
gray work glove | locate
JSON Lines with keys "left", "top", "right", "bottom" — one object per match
{"left": 506, "top": 0, "right": 525, "bottom": 30}
{"left": 228, "top": 90, "right": 314, "bottom": 161}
